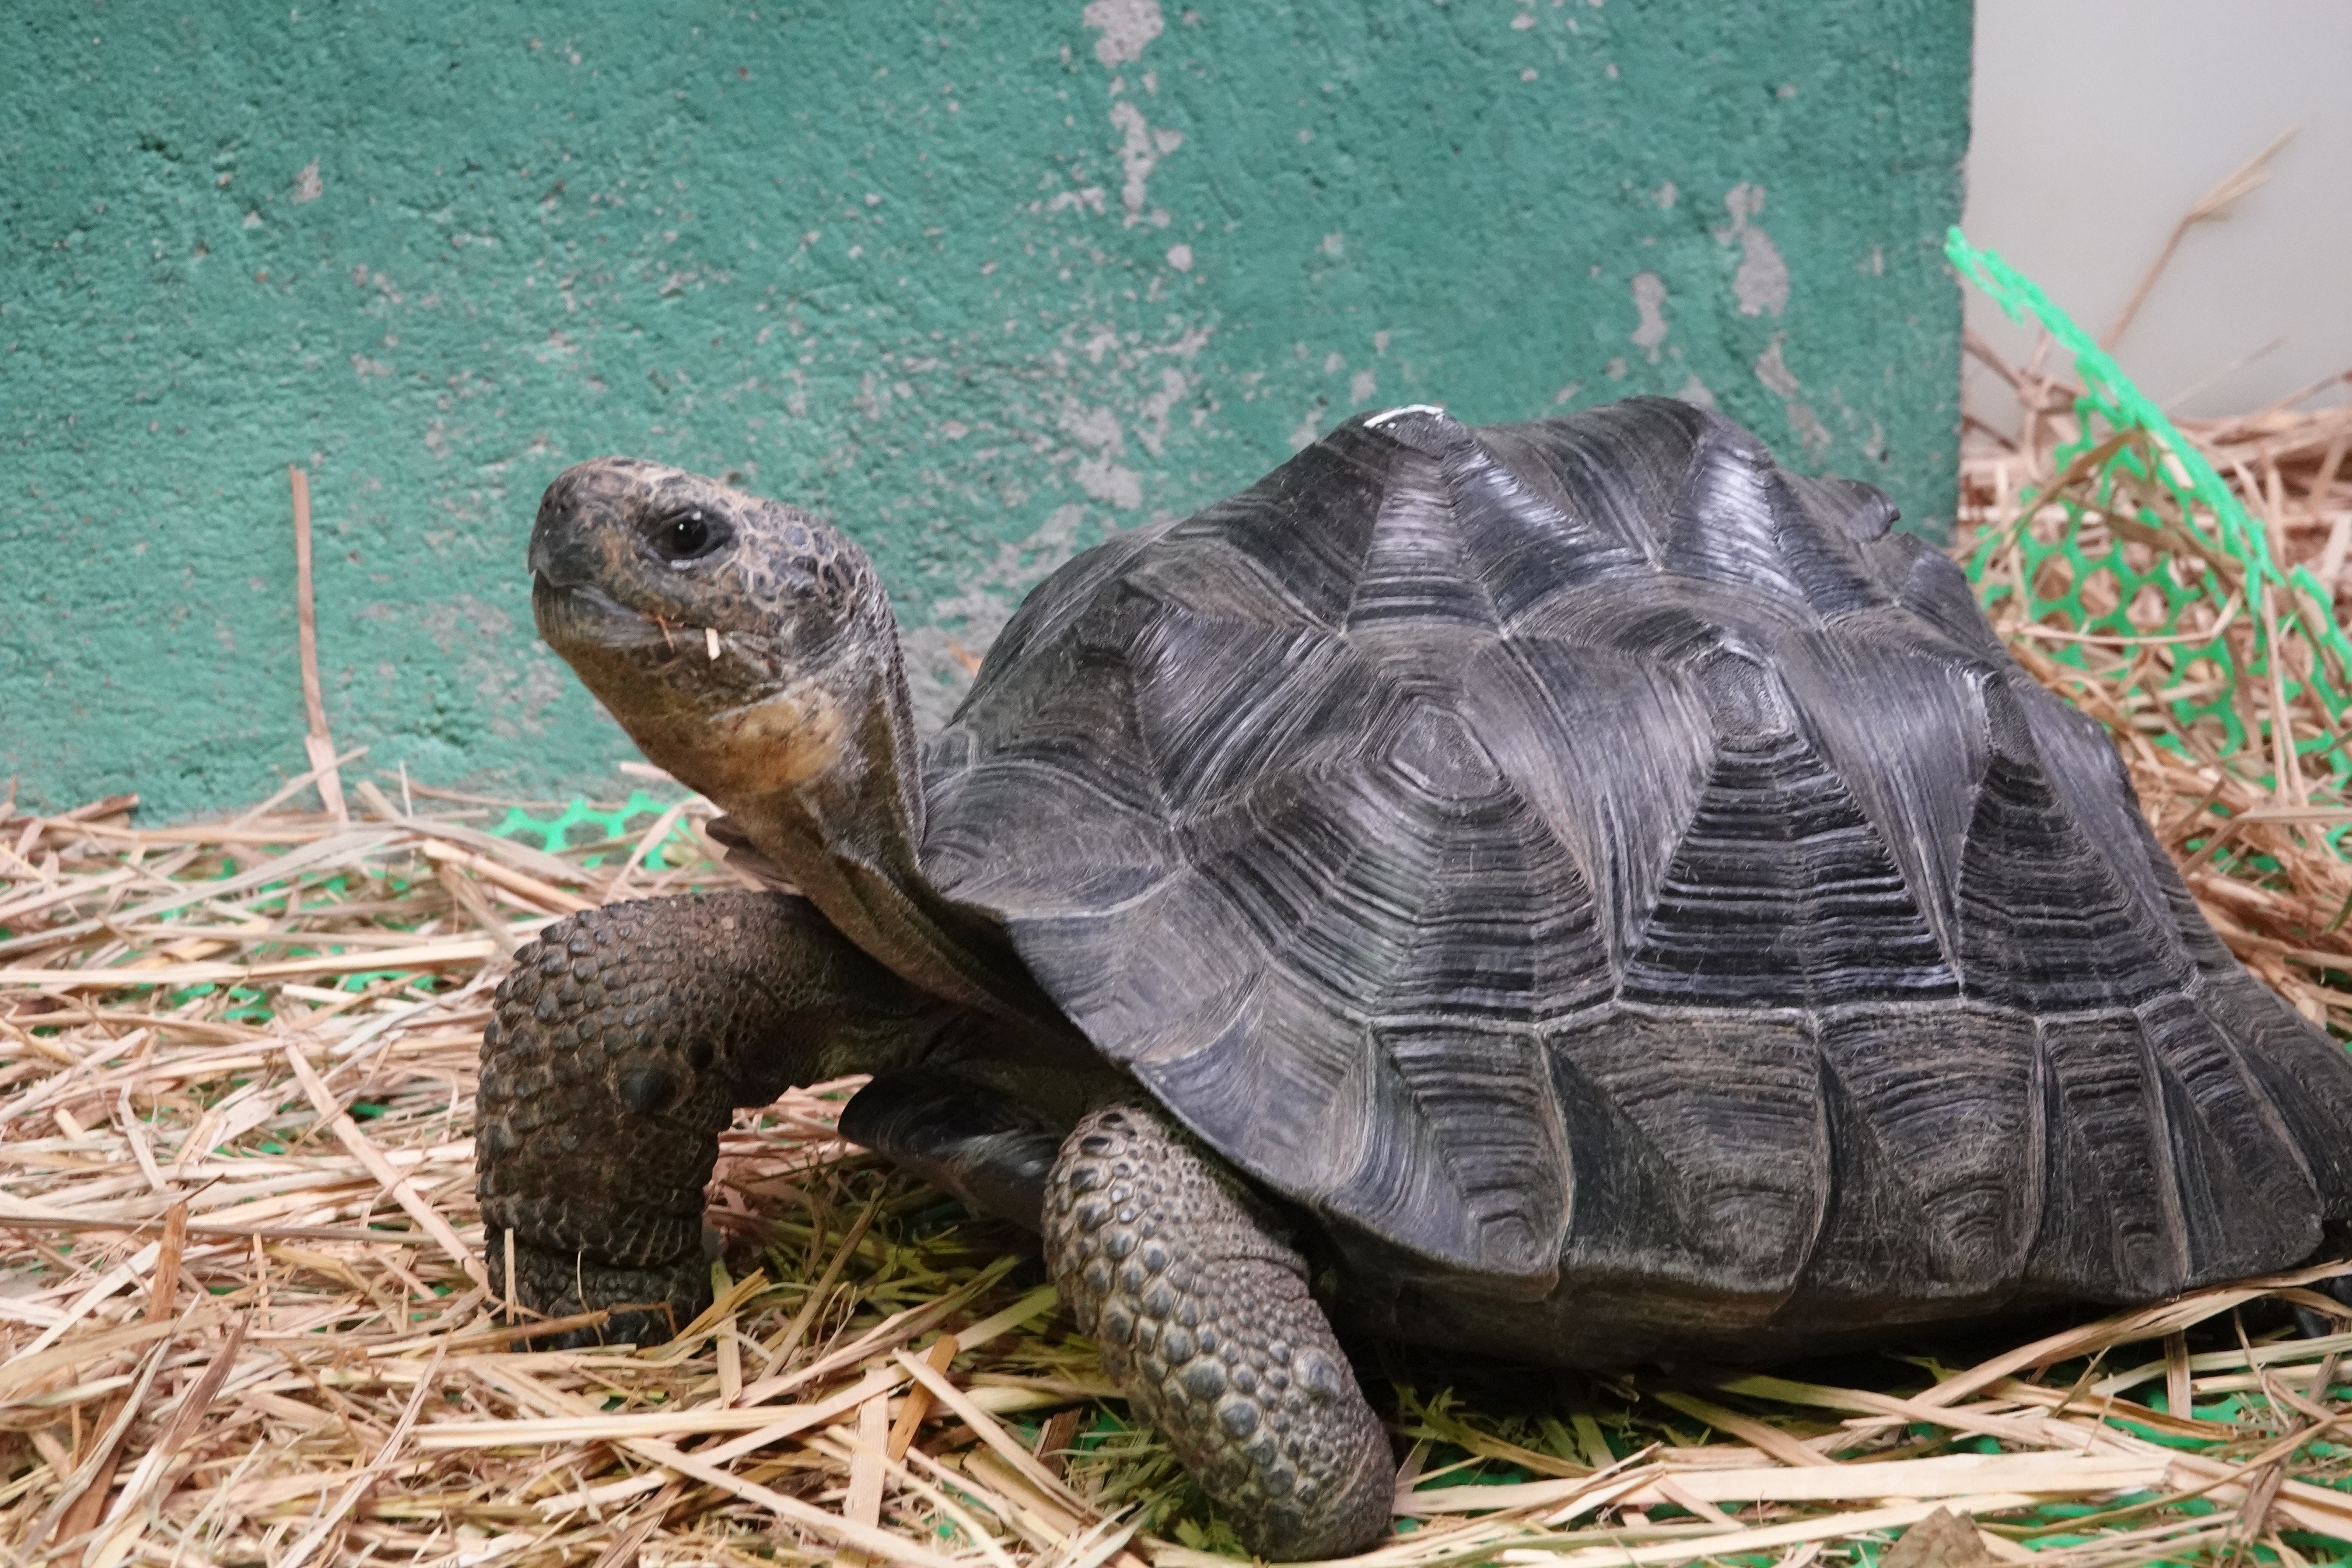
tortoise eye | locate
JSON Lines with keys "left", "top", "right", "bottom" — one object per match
{"left": 652, "top": 510, "right": 720, "bottom": 562}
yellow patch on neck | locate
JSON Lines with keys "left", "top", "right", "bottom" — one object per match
{"left": 699, "top": 683, "right": 845, "bottom": 794}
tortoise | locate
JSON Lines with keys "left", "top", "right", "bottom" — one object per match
{"left": 480, "top": 398, "right": 2352, "bottom": 1559}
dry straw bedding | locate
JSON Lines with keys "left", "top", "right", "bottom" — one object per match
{"left": 6, "top": 379, "right": 2352, "bottom": 1567}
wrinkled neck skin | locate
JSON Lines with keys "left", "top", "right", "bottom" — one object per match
{"left": 562, "top": 576, "right": 1050, "bottom": 1029}
{"left": 715, "top": 598, "right": 1013, "bottom": 1014}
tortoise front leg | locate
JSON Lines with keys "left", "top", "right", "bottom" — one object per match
{"left": 1043, "top": 1107, "right": 1394, "bottom": 1560}
{"left": 476, "top": 891, "right": 940, "bottom": 1345}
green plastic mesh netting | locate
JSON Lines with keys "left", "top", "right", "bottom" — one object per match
{"left": 488, "top": 789, "right": 699, "bottom": 869}
{"left": 1948, "top": 227, "right": 2352, "bottom": 796}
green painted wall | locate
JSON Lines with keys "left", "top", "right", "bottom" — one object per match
{"left": 3, "top": 1, "right": 1971, "bottom": 818}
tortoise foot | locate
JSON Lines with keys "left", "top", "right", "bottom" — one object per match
{"left": 487, "top": 1231, "right": 711, "bottom": 1348}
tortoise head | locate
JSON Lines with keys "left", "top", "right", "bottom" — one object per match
{"left": 528, "top": 457, "right": 893, "bottom": 807}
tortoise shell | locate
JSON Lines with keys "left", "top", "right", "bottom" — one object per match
{"left": 915, "top": 397, "right": 2352, "bottom": 1328}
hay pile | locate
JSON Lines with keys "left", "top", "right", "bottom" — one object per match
{"left": 1959, "top": 335, "right": 2352, "bottom": 1032}
{"left": 6, "top": 383, "right": 2352, "bottom": 1567}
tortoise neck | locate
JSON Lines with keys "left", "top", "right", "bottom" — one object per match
{"left": 719, "top": 597, "right": 1042, "bottom": 1024}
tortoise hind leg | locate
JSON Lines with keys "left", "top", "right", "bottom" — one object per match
{"left": 1043, "top": 1106, "right": 1393, "bottom": 1561}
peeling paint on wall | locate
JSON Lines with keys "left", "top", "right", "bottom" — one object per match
{"left": 1754, "top": 334, "right": 1832, "bottom": 461}
{"left": 887, "top": 2, "right": 1220, "bottom": 724}
{"left": 1629, "top": 272, "right": 1669, "bottom": 362}
{"left": 1108, "top": 102, "right": 1186, "bottom": 227}
{"left": 1082, "top": 0, "right": 1164, "bottom": 68}
{"left": 1716, "top": 184, "right": 1793, "bottom": 319}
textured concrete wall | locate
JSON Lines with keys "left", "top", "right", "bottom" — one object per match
{"left": 2, "top": 1, "right": 1971, "bottom": 817}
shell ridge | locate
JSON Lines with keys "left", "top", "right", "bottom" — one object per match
{"left": 2136, "top": 822, "right": 2352, "bottom": 1217}
{"left": 1446, "top": 427, "right": 1651, "bottom": 621}
{"left": 1800, "top": 1004, "right": 2042, "bottom": 1303}
{"left": 1131, "top": 612, "right": 1361, "bottom": 819}
{"left": 1121, "top": 535, "right": 1334, "bottom": 630}
{"left": 1138, "top": 755, "right": 1548, "bottom": 1273}
{"left": 1544, "top": 1009, "right": 1829, "bottom": 1302}
{"left": 1953, "top": 700, "right": 2211, "bottom": 1296}
{"left": 2015, "top": 684, "right": 2178, "bottom": 930}
{"left": 2126, "top": 835, "right": 2320, "bottom": 1208}
{"left": 1661, "top": 416, "right": 1812, "bottom": 605}
{"left": 1497, "top": 399, "right": 1711, "bottom": 566}
{"left": 1339, "top": 439, "right": 1504, "bottom": 635}
{"left": 1149, "top": 426, "right": 1394, "bottom": 629}
{"left": 1776, "top": 626, "right": 1991, "bottom": 975}
{"left": 1464, "top": 422, "right": 1657, "bottom": 566}
{"left": 1464, "top": 637, "right": 1714, "bottom": 971}
{"left": 2137, "top": 989, "right": 2322, "bottom": 1281}
{"left": 2189, "top": 961, "right": 2352, "bottom": 1220}
{"left": 1619, "top": 696, "right": 1957, "bottom": 1008}
{"left": 1543, "top": 1022, "right": 1727, "bottom": 1289}
{"left": 1335, "top": 758, "right": 1598, "bottom": 1276}
{"left": 1112, "top": 699, "right": 1584, "bottom": 1277}
{"left": 1953, "top": 682, "right": 2189, "bottom": 1014}
{"left": 1028, "top": 870, "right": 1262, "bottom": 1064}
{"left": 1891, "top": 543, "right": 2012, "bottom": 662}
{"left": 2024, "top": 1011, "right": 2192, "bottom": 1299}
{"left": 1355, "top": 1019, "right": 1564, "bottom": 1278}
{"left": 924, "top": 597, "right": 1180, "bottom": 911}
{"left": 945, "top": 517, "right": 1177, "bottom": 721}
{"left": 1793, "top": 1038, "right": 1952, "bottom": 1308}
{"left": 1772, "top": 471, "right": 1898, "bottom": 618}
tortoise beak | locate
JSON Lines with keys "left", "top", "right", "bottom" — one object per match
{"left": 533, "top": 576, "right": 670, "bottom": 666}
{"left": 527, "top": 509, "right": 601, "bottom": 591}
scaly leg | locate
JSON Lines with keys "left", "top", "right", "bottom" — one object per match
{"left": 477, "top": 891, "right": 943, "bottom": 1344}
{"left": 1043, "top": 1106, "right": 1393, "bottom": 1560}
